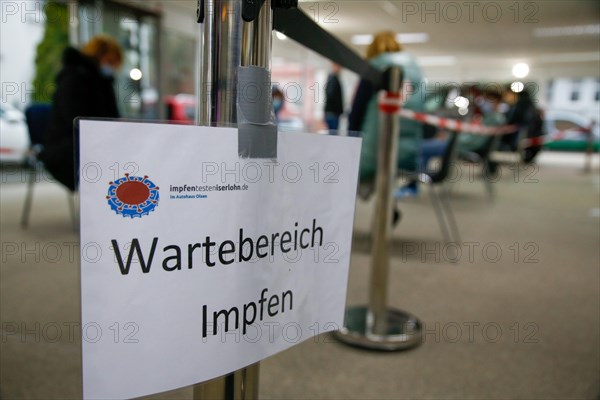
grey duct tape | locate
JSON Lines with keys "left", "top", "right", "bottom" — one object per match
{"left": 237, "top": 66, "right": 278, "bottom": 159}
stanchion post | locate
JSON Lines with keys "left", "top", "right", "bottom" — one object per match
{"left": 192, "top": 364, "right": 259, "bottom": 400}
{"left": 369, "top": 67, "right": 402, "bottom": 335}
{"left": 335, "top": 66, "right": 423, "bottom": 351}
{"left": 241, "top": 0, "right": 272, "bottom": 68}
{"left": 193, "top": 0, "right": 273, "bottom": 398}
{"left": 197, "top": 0, "right": 243, "bottom": 126}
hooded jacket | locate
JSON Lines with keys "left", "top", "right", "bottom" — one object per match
{"left": 348, "top": 51, "right": 425, "bottom": 180}
{"left": 41, "top": 47, "right": 120, "bottom": 190}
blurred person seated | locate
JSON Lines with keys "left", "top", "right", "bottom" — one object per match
{"left": 457, "top": 88, "right": 506, "bottom": 173}
{"left": 348, "top": 31, "right": 425, "bottom": 197}
{"left": 396, "top": 87, "right": 508, "bottom": 197}
{"left": 39, "top": 34, "right": 123, "bottom": 191}
{"left": 500, "top": 84, "right": 544, "bottom": 163}
{"left": 500, "top": 85, "right": 535, "bottom": 150}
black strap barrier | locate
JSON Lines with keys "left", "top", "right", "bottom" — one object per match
{"left": 273, "top": 7, "right": 384, "bottom": 90}
{"left": 274, "top": 6, "right": 424, "bottom": 352}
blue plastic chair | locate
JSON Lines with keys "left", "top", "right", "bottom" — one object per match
{"left": 21, "top": 104, "right": 76, "bottom": 230}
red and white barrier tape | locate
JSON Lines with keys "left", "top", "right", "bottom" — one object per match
{"left": 522, "top": 127, "right": 593, "bottom": 147}
{"left": 379, "top": 95, "right": 596, "bottom": 147}
{"left": 378, "top": 92, "right": 402, "bottom": 114}
{"left": 378, "top": 93, "right": 515, "bottom": 136}
{"left": 398, "top": 109, "right": 517, "bottom": 136}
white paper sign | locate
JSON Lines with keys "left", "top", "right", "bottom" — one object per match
{"left": 79, "top": 120, "right": 361, "bottom": 399}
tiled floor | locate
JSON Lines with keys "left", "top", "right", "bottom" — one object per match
{"left": 1, "top": 152, "right": 598, "bottom": 399}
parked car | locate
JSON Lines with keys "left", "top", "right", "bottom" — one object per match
{"left": 422, "top": 84, "right": 550, "bottom": 163}
{"left": 165, "top": 94, "right": 196, "bottom": 123}
{"left": 543, "top": 110, "right": 599, "bottom": 152}
{"left": 0, "top": 104, "right": 29, "bottom": 164}
{"left": 163, "top": 93, "right": 306, "bottom": 131}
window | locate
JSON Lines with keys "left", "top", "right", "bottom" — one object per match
{"left": 570, "top": 79, "right": 581, "bottom": 102}
{"left": 546, "top": 79, "right": 554, "bottom": 102}
{"left": 554, "top": 120, "right": 580, "bottom": 131}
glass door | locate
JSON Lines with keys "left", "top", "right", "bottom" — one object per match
{"left": 75, "top": 0, "right": 161, "bottom": 119}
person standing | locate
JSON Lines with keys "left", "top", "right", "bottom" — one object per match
{"left": 40, "top": 34, "right": 123, "bottom": 191}
{"left": 324, "top": 63, "right": 344, "bottom": 134}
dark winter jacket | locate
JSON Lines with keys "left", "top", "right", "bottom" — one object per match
{"left": 40, "top": 47, "right": 120, "bottom": 190}
{"left": 324, "top": 74, "right": 344, "bottom": 116}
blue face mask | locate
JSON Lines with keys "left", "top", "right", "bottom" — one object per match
{"left": 273, "top": 98, "right": 283, "bottom": 113}
{"left": 100, "top": 65, "right": 116, "bottom": 78}
{"left": 480, "top": 100, "right": 494, "bottom": 115}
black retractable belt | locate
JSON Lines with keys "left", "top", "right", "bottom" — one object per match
{"left": 196, "top": 0, "right": 204, "bottom": 23}
{"left": 273, "top": 7, "right": 384, "bottom": 90}
{"left": 199, "top": 1, "right": 388, "bottom": 89}
{"left": 242, "top": 0, "right": 298, "bottom": 22}
{"left": 241, "top": 0, "right": 264, "bottom": 22}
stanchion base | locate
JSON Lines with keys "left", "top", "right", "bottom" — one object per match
{"left": 334, "top": 306, "right": 422, "bottom": 351}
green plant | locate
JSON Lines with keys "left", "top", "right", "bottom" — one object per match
{"left": 31, "top": 1, "right": 69, "bottom": 104}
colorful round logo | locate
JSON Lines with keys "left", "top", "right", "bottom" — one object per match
{"left": 107, "top": 174, "right": 159, "bottom": 218}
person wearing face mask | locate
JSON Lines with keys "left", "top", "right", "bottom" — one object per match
{"left": 272, "top": 86, "right": 284, "bottom": 123}
{"left": 457, "top": 88, "right": 506, "bottom": 173}
{"left": 40, "top": 34, "right": 123, "bottom": 191}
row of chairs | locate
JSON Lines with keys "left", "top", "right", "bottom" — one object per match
{"left": 393, "top": 131, "right": 502, "bottom": 244}
{"left": 21, "top": 104, "right": 506, "bottom": 239}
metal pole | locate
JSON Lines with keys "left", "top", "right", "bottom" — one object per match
{"left": 194, "top": 0, "right": 271, "bottom": 397}
{"left": 197, "top": 0, "right": 243, "bottom": 126}
{"left": 241, "top": 1, "right": 272, "bottom": 68}
{"left": 368, "top": 68, "right": 402, "bottom": 335}
{"left": 335, "top": 67, "right": 422, "bottom": 351}
{"left": 193, "top": 364, "right": 259, "bottom": 400}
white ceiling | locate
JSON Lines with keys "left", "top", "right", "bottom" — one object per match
{"left": 168, "top": 0, "right": 599, "bottom": 81}
{"left": 271, "top": 0, "right": 600, "bottom": 81}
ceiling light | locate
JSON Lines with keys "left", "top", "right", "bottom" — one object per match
{"left": 129, "top": 68, "right": 142, "bottom": 81}
{"left": 446, "top": 88, "right": 460, "bottom": 108}
{"left": 418, "top": 56, "right": 457, "bottom": 66}
{"left": 396, "top": 33, "right": 429, "bottom": 44}
{"left": 351, "top": 32, "right": 429, "bottom": 46}
{"left": 534, "top": 24, "right": 600, "bottom": 37}
{"left": 454, "top": 96, "right": 469, "bottom": 109}
{"left": 276, "top": 32, "right": 287, "bottom": 40}
{"left": 512, "top": 63, "right": 529, "bottom": 78}
{"left": 351, "top": 34, "right": 373, "bottom": 45}
{"left": 538, "top": 52, "right": 600, "bottom": 63}
{"left": 511, "top": 82, "right": 525, "bottom": 93}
